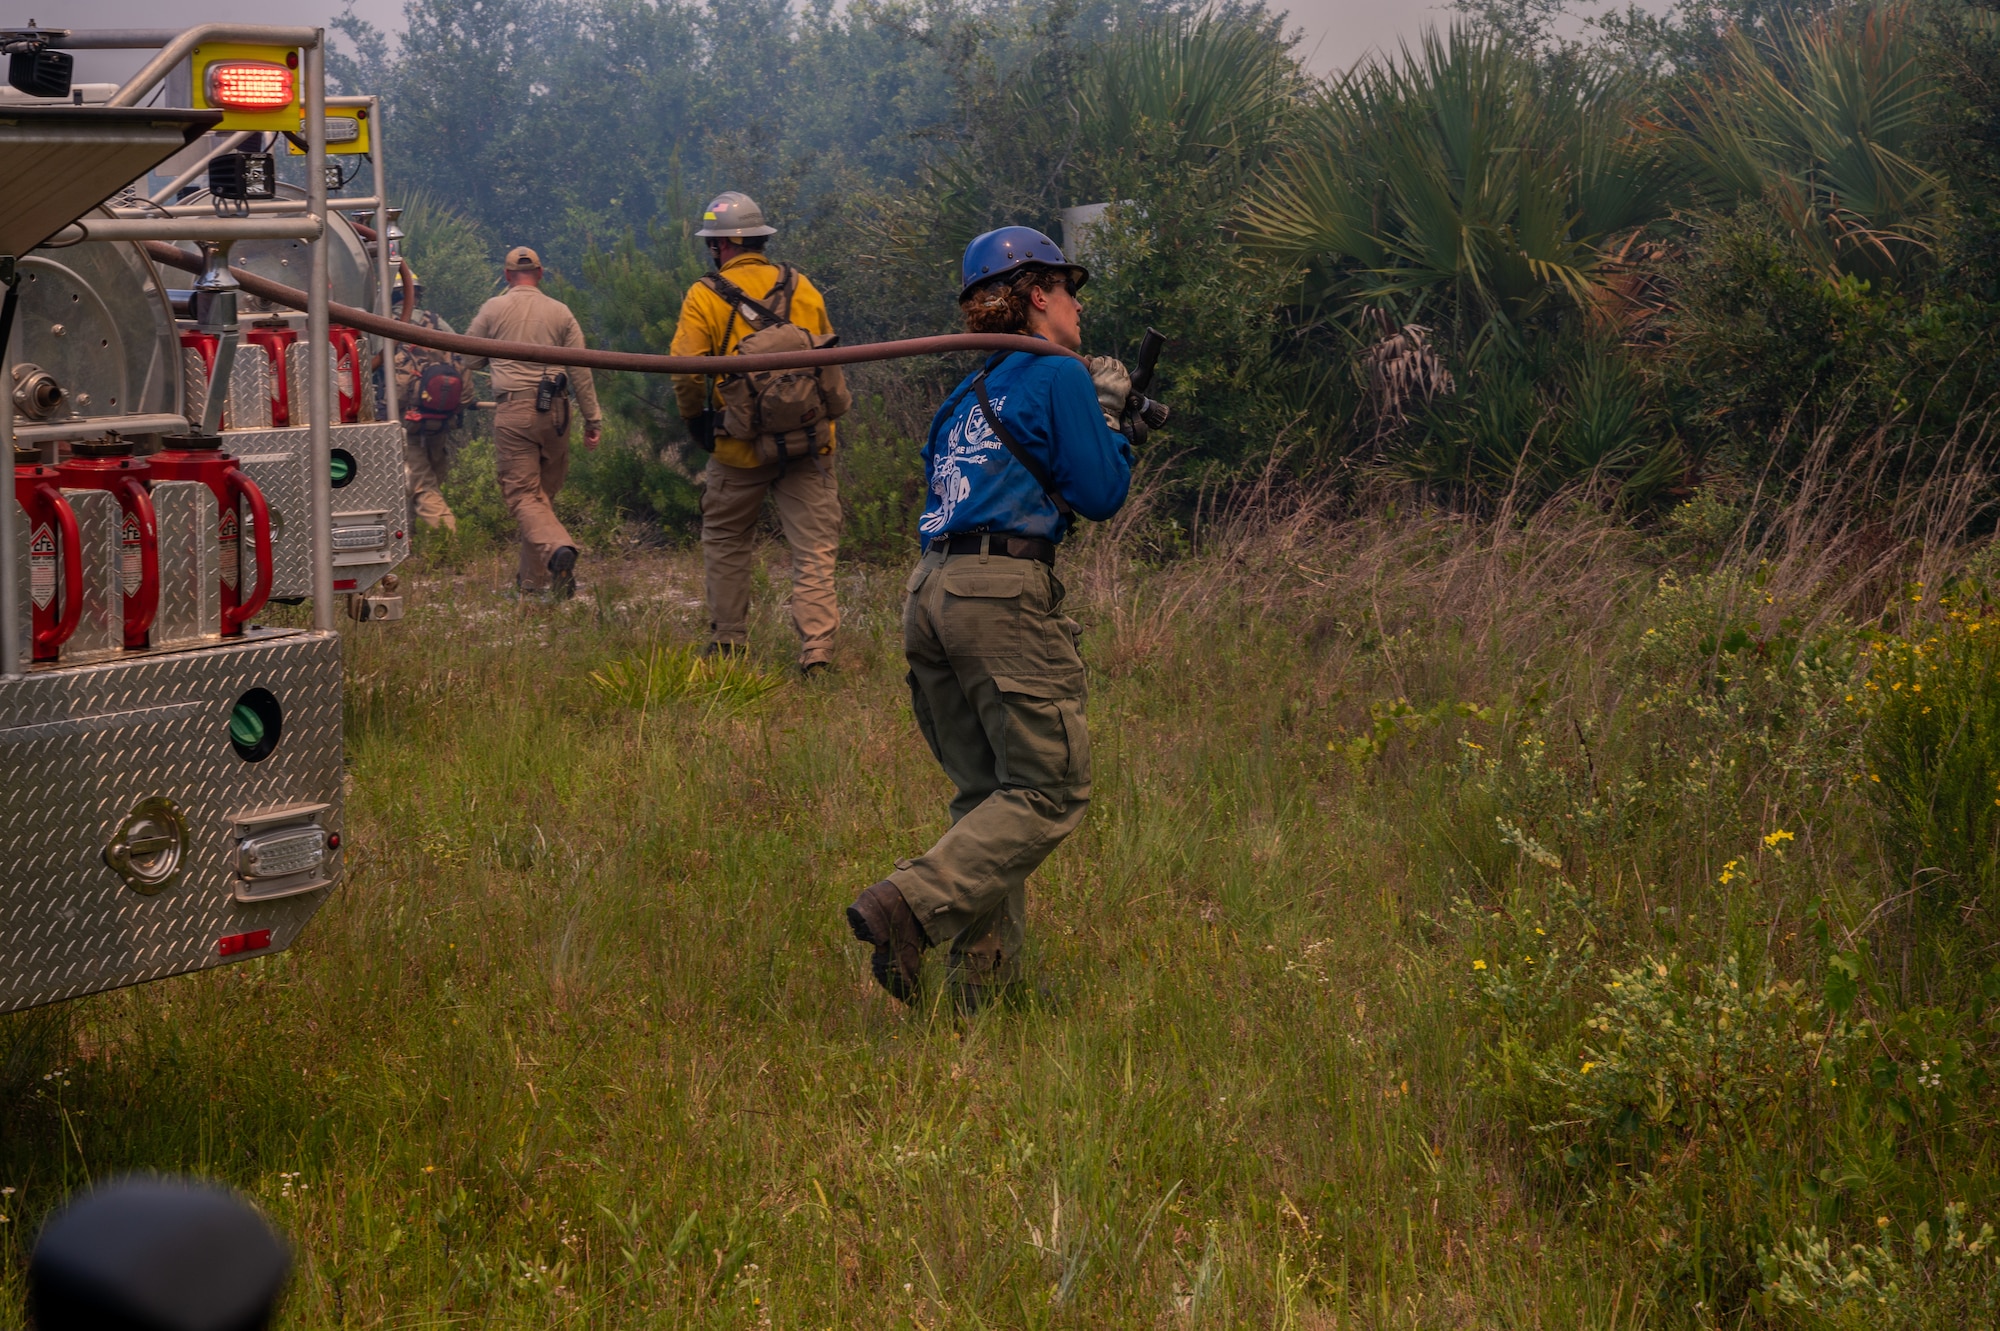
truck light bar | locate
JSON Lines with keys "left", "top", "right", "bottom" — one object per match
{"left": 205, "top": 61, "right": 292, "bottom": 111}
{"left": 303, "top": 114, "right": 359, "bottom": 144}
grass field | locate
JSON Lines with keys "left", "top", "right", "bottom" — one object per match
{"left": 2, "top": 484, "right": 1997, "bottom": 1328}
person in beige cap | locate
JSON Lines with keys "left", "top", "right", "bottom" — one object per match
{"left": 462, "top": 246, "right": 603, "bottom": 598}
{"left": 670, "top": 192, "right": 847, "bottom": 675}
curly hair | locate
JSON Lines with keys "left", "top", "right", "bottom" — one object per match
{"left": 960, "top": 266, "right": 1068, "bottom": 335}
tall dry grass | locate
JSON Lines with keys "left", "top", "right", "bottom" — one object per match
{"left": 1, "top": 433, "right": 1998, "bottom": 1324}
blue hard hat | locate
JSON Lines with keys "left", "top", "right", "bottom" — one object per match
{"left": 959, "top": 226, "right": 1089, "bottom": 302}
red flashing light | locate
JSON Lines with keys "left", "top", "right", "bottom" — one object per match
{"left": 206, "top": 62, "right": 295, "bottom": 112}
{"left": 333, "top": 578, "right": 356, "bottom": 591}
{"left": 217, "top": 929, "right": 273, "bottom": 957}
{"left": 326, "top": 832, "right": 340, "bottom": 850}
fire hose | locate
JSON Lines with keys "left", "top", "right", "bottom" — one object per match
{"left": 141, "top": 242, "right": 1081, "bottom": 375}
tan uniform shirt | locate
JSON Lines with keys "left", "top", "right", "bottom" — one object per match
{"left": 670, "top": 253, "right": 836, "bottom": 470}
{"left": 463, "top": 284, "right": 603, "bottom": 422}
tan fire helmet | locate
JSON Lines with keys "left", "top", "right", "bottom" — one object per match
{"left": 695, "top": 192, "right": 777, "bottom": 239}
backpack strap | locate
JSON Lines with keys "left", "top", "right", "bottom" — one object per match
{"left": 702, "top": 269, "right": 793, "bottom": 341}
{"left": 769, "top": 264, "right": 798, "bottom": 321}
{"left": 973, "top": 359, "right": 1072, "bottom": 517}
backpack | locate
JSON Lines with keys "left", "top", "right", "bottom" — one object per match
{"left": 702, "top": 264, "right": 852, "bottom": 468}
{"left": 402, "top": 359, "right": 467, "bottom": 436}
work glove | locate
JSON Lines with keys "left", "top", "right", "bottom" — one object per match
{"left": 684, "top": 411, "right": 718, "bottom": 452}
{"left": 1086, "top": 356, "right": 1131, "bottom": 429}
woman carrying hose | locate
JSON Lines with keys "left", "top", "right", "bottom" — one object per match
{"left": 845, "top": 227, "right": 1135, "bottom": 1012}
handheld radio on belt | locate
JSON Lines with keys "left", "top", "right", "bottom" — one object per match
{"left": 534, "top": 372, "right": 569, "bottom": 413}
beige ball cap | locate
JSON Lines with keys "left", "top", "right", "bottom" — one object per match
{"left": 503, "top": 246, "right": 542, "bottom": 271}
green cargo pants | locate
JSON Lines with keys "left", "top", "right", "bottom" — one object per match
{"left": 889, "top": 546, "right": 1092, "bottom": 983}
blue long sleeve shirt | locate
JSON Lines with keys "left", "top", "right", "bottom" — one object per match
{"left": 918, "top": 348, "right": 1134, "bottom": 544}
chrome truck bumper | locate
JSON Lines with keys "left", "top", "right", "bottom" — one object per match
{"left": 0, "top": 628, "right": 342, "bottom": 1012}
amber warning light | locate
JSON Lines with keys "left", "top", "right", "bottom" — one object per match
{"left": 205, "top": 61, "right": 294, "bottom": 112}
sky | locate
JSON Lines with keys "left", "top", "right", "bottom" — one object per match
{"left": 29, "top": 0, "right": 1464, "bottom": 84}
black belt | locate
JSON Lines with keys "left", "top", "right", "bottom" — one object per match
{"left": 928, "top": 532, "right": 1057, "bottom": 565}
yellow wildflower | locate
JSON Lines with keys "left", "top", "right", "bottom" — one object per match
{"left": 1472, "top": 959, "right": 1487, "bottom": 970}
{"left": 1763, "top": 829, "right": 1795, "bottom": 848}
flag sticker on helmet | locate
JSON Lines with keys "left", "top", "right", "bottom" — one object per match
{"left": 695, "top": 192, "right": 778, "bottom": 238}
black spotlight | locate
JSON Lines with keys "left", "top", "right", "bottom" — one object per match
{"left": 7, "top": 46, "right": 72, "bottom": 99}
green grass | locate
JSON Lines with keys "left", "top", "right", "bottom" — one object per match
{"left": 2, "top": 495, "right": 1998, "bottom": 1326}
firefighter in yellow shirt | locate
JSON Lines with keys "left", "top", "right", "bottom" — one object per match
{"left": 671, "top": 192, "right": 843, "bottom": 676}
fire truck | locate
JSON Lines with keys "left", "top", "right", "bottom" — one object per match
{"left": 0, "top": 23, "right": 411, "bottom": 1011}
{"left": 0, "top": 22, "right": 1116, "bottom": 1018}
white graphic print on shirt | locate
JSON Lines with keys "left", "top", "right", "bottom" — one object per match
{"left": 920, "top": 392, "right": 1007, "bottom": 537}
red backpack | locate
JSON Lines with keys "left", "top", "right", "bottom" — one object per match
{"left": 404, "top": 361, "right": 466, "bottom": 434}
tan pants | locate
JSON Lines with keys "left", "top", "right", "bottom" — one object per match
{"left": 700, "top": 457, "right": 840, "bottom": 665}
{"left": 494, "top": 396, "right": 573, "bottom": 589}
{"left": 403, "top": 428, "right": 458, "bottom": 531}
{"left": 889, "top": 549, "right": 1091, "bottom": 977}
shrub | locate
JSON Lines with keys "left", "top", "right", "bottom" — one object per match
{"left": 1528, "top": 952, "right": 1837, "bottom": 1175}
{"left": 1756, "top": 1203, "right": 2000, "bottom": 1329}
{"left": 836, "top": 407, "right": 927, "bottom": 560}
{"left": 437, "top": 432, "right": 513, "bottom": 550}
{"left": 565, "top": 427, "right": 702, "bottom": 541}
{"left": 586, "top": 644, "right": 784, "bottom": 714}
{"left": 1858, "top": 590, "right": 2000, "bottom": 922}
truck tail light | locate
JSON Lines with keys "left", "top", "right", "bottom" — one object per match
{"left": 227, "top": 802, "right": 336, "bottom": 903}
{"left": 218, "top": 930, "right": 273, "bottom": 957}
{"left": 206, "top": 62, "right": 294, "bottom": 112}
{"left": 237, "top": 826, "right": 326, "bottom": 881}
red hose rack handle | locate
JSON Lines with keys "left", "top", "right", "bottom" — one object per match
{"left": 119, "top": 476, "right": 160, "bottom": 643}
{"left": 222, "top": 466, "right": 274, "bottom": 632}
{"left": 30, "top": 480, "right": 84, "bottom": 655}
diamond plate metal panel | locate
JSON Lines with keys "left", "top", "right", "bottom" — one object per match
{"left": 0, "top": 629, "right": 344, "bottom": 1012}
{"left": 220, "top": 423, "right": 409, "bottom": 600}
{"left": 182, "top": 345, "right": 275, "bottom": 432}
{"left": 57, "top": 489, "right": 122, "bottom": 660}
{"left": 234, "top": 445, "right": 306, "bottom": 604}
{"left": 329, "top": 421, "right": 409, "bottom": 595}
{"left": 153, "top": 481, "right": 219, "bottom": 649}
{"left": 227, "top": 349, "right": 272, "bottom": 432}
{"left": 180, "top": 345, "right": 208, "bottom": 428}
{"left": 278, "top": 341, "right": 363, "bottom": 428}
{"left": 282, "top": 341, "right": 312, "bottom": 428}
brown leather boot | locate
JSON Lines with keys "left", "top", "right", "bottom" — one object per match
{"left": 947, "top": 937, "right": 1020, "bottom": 1015}
{"left": 845, "top": 880, "right": 930, "bottom": 1003}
